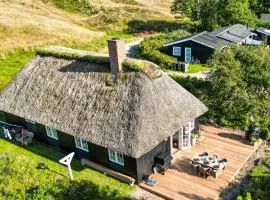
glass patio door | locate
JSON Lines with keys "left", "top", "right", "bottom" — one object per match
{"left": 179, "top": 123, "right": 191, "bottom": 150}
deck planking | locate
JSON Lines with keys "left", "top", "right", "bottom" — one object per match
{"left": 140, "top": 125, "right": 261, "bottom": 200}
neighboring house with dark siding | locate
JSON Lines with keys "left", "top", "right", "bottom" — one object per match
{"left": 164, "top": 31, "right": 229, "bottom": 64}
{"left": 0, "top": 39, "right": 207, "bottom": 183}
{"left": 165, "top": 24, "right": 268, "bottom": 64}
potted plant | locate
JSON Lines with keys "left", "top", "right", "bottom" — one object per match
{"left": 191, "top": 131, "right": 199, "bottom": 146}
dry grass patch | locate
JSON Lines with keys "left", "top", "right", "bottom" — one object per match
{"left": 0, "top": 0, "right": 103, "bottom": 55}
{"left": 0, "top": 0, "right": 174, "bottom": 55}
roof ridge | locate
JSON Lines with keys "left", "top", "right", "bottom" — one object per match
{"left": 191, "top": 31, "right": 207, "bottom": 39}
{"left": 37, "top": 46, "right": 110, "bottom": 64}
{"left": 215, "top": 24, "right": 237, "bottom": 36}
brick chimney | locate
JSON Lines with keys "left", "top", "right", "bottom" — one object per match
{"left": 108, "top": 38, "right": 126, "bottom": 75}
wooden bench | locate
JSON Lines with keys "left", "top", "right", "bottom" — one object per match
{"left": 81, "top": 158, "right": 135, "bottom": 185}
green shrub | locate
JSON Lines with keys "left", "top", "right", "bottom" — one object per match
{"left": 257, "top": 21, "right": 270, "bottom": 29}
{"left": 137, "top": 30, "right": 189, "bottom": 69}
{"left": 238, "top": 148, "right": 270, "bottom": 199}
{"left": 246, "top": 192, "right": 253, "bottom": 200}
{"left": 127, "top": 20, "right": 195, "bottom": 33}
{"left": 261, "top": 127, "right": 270, "bottom": 140}
{"left": 50, "top": 0, "right": 98, "bottom": 15}
{"left": 236, "top": 195, "right": 243, "bottom": 200}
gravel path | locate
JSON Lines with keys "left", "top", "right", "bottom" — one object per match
{"left": 125, "top": 38, "right": 144, "bottom": 58}
{"left": 131, "top": 187, "right": 164, "bottom": 200}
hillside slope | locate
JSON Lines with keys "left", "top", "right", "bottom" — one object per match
{"left": 0, "top": 0, "right": 103, "bottom": 54}
{"left": 0, "top": 0, "right": 173, "bottom": 54}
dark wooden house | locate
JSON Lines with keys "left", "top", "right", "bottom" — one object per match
{"left": 164, "top": 24, "right": 266, "bottom": 64}
{"left": 0, "top": 39, "right": 207, "bottom": 183}
{"left": 164, "top": 32, "right": 229, "bottom": 64}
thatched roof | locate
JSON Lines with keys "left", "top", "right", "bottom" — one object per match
{"left": 0, "top": 48, "right": 207, "bottom": 158}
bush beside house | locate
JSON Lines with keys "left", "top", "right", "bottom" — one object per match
{"left": 137, "top": 30, "right": 189, "bottom": 69}
{"left": 237, "top": 148, "right": 270, "bottom": 200}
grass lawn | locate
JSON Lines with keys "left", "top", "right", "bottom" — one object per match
{"left": 0, "top": 138, "right": 135, "bottom": 199}
{"left": 0, "top": 32, "right": 135, "bottom": 92}
{"left": 187, "top": 64, "right": 211, "bottom": 73}
{"left": 0, "top": 51, "right": 35, "bottom": 92}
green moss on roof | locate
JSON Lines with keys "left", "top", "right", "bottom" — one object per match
{"left": 37, "top": 46, "right": 162, "bottom": 79}
{"left": 123, "top": 58, "right": 162, "bottom": 79}
{"left": 37, "top": 46, "right": 110, "bottom": 64}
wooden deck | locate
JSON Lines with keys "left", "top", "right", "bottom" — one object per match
{"left": 140, "top": 125, "right": 261, "bottom": 200}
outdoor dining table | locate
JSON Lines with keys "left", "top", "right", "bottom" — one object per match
{"left": 193, "top": 155, "right": 220, "bottom": 168}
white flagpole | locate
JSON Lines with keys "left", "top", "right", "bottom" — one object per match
{"left": 67, "top": 164, "right": 73, "bottom": 180}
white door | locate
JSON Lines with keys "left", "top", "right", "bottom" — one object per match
{"left": 185, "top": 48, "right": 192, "bottom": 62}
{"left": 179, "top": 123, "right": 191, "bottom": 149}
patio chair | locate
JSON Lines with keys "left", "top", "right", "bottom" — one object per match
{"left": 192, "top": 157, "right": 200, "bottom": 163}
{"left": 199, "top": 166, "right": 210, "bottom": 178}
{"left": 198, "top": 152, "right": 208, "bottom": 157}
{"left": 213, "top": 155, "right": 218, "bottom": 159}
{"left": 210, "top": 167, "right": 222, "bottom": 178}
{"left": 189, "top": 161, "right": 200, "bottom": 175}
{"left": 218, "top": 158, "right": 228, "bottom": 169}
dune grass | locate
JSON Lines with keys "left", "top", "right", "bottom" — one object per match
{"left": 0, "top": 138, "right": 134, "bottom": 199}
{"left": 0, "top": 0, "right": 173, "bottom": 54}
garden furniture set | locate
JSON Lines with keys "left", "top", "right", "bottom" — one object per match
{"left": 190, "top": 152, "right": 228, "bottom": 178}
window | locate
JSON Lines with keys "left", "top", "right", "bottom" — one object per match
{"left": 108, "top": 150, "right": 124, "bottom": 166}
{"left": 74, "top": 136, "right": 89, "bottom": 152}
{"left": 25, "top": 118, "right": 35, "bottom": 124}
{"left": 45, "top": 126, "right": 58, "bottom": 140}
{"left": 173, "top": 46, "right": 181, "bottom": 56}
{"left": 190, "top": 119, "right": 195, "bottom": 130}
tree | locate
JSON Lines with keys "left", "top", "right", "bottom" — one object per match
{"left": 171, "top": 0, "right": 219, "bottom": 31}
{"left": 171, "top": 0, "right": 201, "bottom": 22}
{"left": 207, "top": 45, "right": 270, "bottom": 129}
{"left": 220, "top": 0, "right": 257, "bottom": 27}
{"left": 249, "top": 0, "right": 270, "bottom": 17}
{"left": 171, "top": 0, "right": 258, "bottom": 31}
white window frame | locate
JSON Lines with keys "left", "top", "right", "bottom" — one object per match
{"left": 25, "top": 118, "right": 36, "bottom": 124}
{"left": 74, "top": 136, "right": 89, "bottom": 152}
{"left": 173, "top": 46, "right": 181, "bottom": 56}
{"left": 108, "top": 150, "right": 124, "bottom": 166}
{"left": 182, "top": 123, "right": 191, "bottom": 149}
{"left": 45, "top": 126, "right": 58, "bottom": 140}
